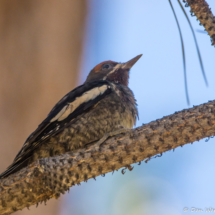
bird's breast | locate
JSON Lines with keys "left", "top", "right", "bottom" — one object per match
{"left": 32, "top": 85, "right": 138, "bottom": 161}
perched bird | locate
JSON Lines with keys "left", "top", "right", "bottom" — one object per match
{"left": 0, "top": 54, "right": 142, "bottom": 179}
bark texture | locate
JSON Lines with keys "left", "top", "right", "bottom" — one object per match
{"left": 184, "top": 0, "right": 215, "bottom": 45}
{"left": 0, "top": 99, "right": 215, "bottom": 215}
{"left": 0, "top": 1, "right": 87, "bottom": 215}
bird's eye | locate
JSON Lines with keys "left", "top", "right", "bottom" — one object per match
{"left": 102, "top": 64, "right": 110, "bottom": 70}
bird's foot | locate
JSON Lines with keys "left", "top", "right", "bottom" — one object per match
{"left": 94, "top": 128, "right": 130, "bottom": 150}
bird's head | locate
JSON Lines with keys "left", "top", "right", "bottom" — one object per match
{"left": 85, "top": 54, "right": 142, "bottom": 86}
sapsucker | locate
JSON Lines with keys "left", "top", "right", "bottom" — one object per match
{"left": 0, "top": 54, "right": 142, "bottom": 178}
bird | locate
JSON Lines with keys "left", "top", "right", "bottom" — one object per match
{"left": 0, "top": 54, "right": 142, "bottom": 179}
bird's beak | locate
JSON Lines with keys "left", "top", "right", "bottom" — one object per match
{"left": 122, "top": 54, "right": 142, "bottom": 69}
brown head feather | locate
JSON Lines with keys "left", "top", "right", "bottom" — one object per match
{"left": 93, "top": 61, "right": 117, "bottom": 73}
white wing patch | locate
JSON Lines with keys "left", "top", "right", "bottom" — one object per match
{"left": 50, "top": 105, "right": 69, "bottom": 122}
{"left": 50, "top": 85, "right": 109, "bottom": 122}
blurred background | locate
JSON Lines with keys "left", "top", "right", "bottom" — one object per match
{"left": 0, "top": 1, "right": 215, "bottom": 215}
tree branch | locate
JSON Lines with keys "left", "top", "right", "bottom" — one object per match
{"left": 0, "top": 100, "right": 215, "bottom": 214}
{"left": 183, "top": 0, "right": 215, "bottom": 45}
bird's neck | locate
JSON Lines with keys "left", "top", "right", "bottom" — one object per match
{"left": 106, "top": 68, "right": 129, "bottom": 86}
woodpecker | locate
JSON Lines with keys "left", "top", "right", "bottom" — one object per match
{"left": 0, "top": 54, "right": 142, "bottom": 179}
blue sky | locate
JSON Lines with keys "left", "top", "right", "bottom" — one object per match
{"left": 61, "top": 1, "right": 215, "bottom": 214}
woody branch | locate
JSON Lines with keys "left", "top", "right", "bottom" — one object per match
{"left": 0, "top": 99, "right": 215, "bottom": 215}
{"left": 183, "top": 0, "right": 215, "bottom": 45}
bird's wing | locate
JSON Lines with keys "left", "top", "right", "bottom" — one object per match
{"left": 0, "top": 81, "right": 112, "bottom": 178}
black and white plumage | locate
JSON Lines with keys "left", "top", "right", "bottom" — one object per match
{"left": 0, "top": 54, "right": 142, "bottom": 179}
